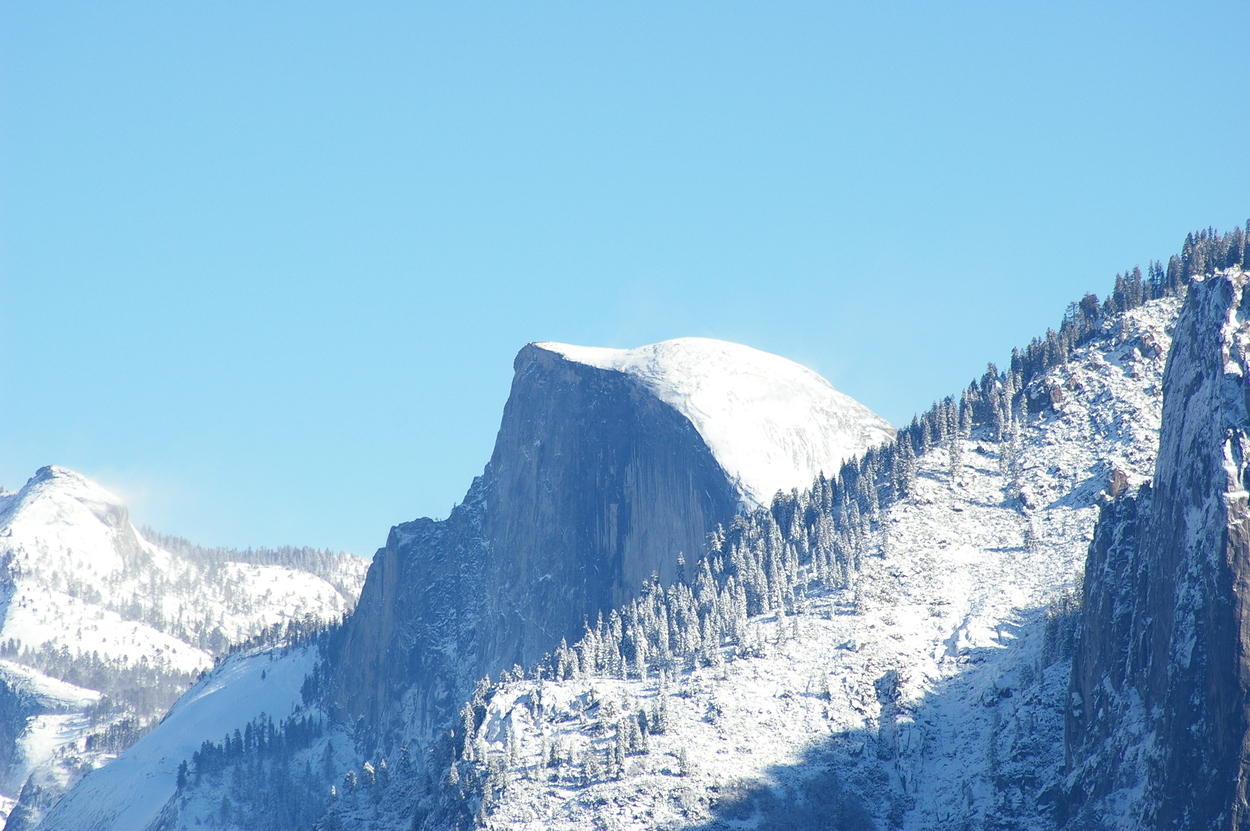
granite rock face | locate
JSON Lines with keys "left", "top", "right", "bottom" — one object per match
{"left": 329, "top": 339, "right": 891, "bottom": 741}
{"left": 1065, "top": 269, "right": 1250, "bottom": 830}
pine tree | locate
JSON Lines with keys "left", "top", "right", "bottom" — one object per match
{"left": 398, "top": 743, "right": 411, "bottom": 774}
{"left": 626, "top": 718, "right": 643, "bottom": 755}
{"left": 650, "top": 693, "right": 669, "bottom": 734}
{"left": 582, "top": 750, "right": 601, "bottom": 785}
{"left": 459, "top": 702, "right": 476, "bottom": 760}
{"left": 947, "top": 400, "right": 965, "bottom": 486}
{"left": 1023, "top": 516, "right": 1039, "bottom": 553}
{"left": 893, "top": 438, "right": 916, "bottom": 499}
{"left": 612, "top": 725, "right": 627, "bottom": 778}
{"left": 506, "top": 725, "right": 519, "bottom": 767}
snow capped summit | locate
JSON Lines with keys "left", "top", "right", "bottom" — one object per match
{"left": 6, "top": 464, "right": 119, "bottom": 508}
{"left": 27, "top": 464, "right": 99, "bottom": 485}
{"left": 533, "top": 337, "right": 894, "bottom": 506}
{"left": 2, "top": 465, "right": 126, "bottom": 525}
{"left": 0, "top": 466, "right": 140, "bottom": 582}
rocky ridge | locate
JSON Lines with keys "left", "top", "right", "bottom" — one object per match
{"left": 1065, "top": 269, "right": 1250, "bottom": 830}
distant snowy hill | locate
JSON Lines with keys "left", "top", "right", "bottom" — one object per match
{"left": 0, "top": 466, "right": 368, "bottom": 829}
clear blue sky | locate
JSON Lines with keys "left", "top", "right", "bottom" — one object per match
{"left": 3, "top": 2, "right": 1247, "bottom": 555}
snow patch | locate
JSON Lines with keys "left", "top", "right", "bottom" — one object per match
{"left": 535, "top": 338, "right": 895, "bottom": 506}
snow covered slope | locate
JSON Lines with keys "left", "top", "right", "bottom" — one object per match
{"left": 535, "top": 338, "right": 895, "bottom": 507}
{"left": 0, "top": 466, "right": 368, "bottom": 829}
{"left": 447, "top": 297, "right": 1180, "bottom": 830}
{"left": 36, "top": 646, "right": 317, "bottom": 831}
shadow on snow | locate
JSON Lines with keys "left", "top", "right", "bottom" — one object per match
{"left": 674, "top": 601, "right": 1077, "bottom": 831}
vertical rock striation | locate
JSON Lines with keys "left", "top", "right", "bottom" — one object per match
{"left": 1065, "top": 269, "right": 1250, "bottom": 830}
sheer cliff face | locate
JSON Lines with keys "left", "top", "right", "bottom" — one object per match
{"left": 331, "top": 339, "right": 892, "bottom": 739}
{"left": 1066, "top": 269, "right": 1250, "bottom": 830}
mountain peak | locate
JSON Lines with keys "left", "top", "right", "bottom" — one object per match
{"left": 530, "top": 337, "right": 894, "bottom": 506}
{"left": 23, "top": 464, "right": 113, "bottom": 494}
{"left": 0, "top": 465, "right": 125, "bottom": 531}
{"left": 10, "top": 465, "right": 123, "bottom": 516}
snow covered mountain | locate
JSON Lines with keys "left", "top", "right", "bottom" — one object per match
{"left": 415, "top": 290, "right": 1182, "bottom": 831}
{"left": 38, "top": 226, "right": 1250, "bottom": 831}
{"left": 40, "top": 336, "right": 893, "bottom": 831}
{"left": 326, "top": 338, "right": 892, "bottom": 746}
{"left": 0, "top": 466, "right": 368, "bottom": 829}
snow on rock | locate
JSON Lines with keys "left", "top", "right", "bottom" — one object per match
{"left": 534, "top": 338, "right": 895, "bottom": 506}
{"left": 1065, "top": 270, "right": 1250, "bottom": 830}
{"left": 1, "top": 587, "right": 211, "bottom": 674}
{"left": 0, "top": 463, "right": 367, "bottom": 666}
{"left": 0, "top": 466, "right": 138, "bottom": 583}
{"left": 0, "top": 660, "right": 103, "bottom": 801}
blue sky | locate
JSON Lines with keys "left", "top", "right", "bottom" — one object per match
{"left": 3, "top": 2, "right": 1248, "bottom": 555}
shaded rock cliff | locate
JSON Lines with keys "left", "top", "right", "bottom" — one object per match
{"left": 329, "top": 338, "right": 891, "bottom": 741}
{"left": 1065, "top": 269, "right": 1250, "bottom": 830}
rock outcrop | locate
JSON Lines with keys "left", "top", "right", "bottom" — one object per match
{"left": 1065, "top": 269, "right": 1250, "bottom": 830}
{"left": 328, "top": 338, "right": 892, "bottom": 740}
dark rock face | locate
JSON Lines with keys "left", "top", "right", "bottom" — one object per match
{"left": 1065, "top": 270, "right": 1250, "bottom": 829}
{"left": 1106, "top": 467, "right": 1129, "bottom": 498}
{"left": 330, "top": 344, "right": 743, "bottom": 739}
